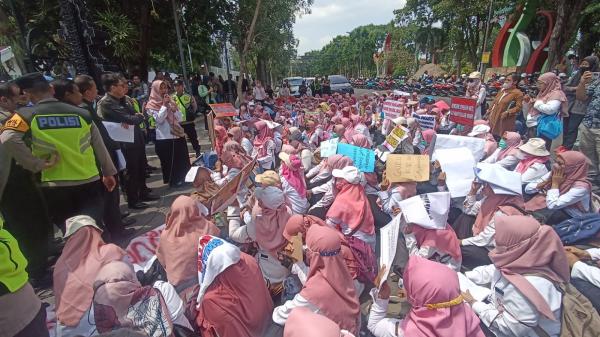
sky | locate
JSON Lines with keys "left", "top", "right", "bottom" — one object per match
{"left": 293, "top": 0, "right": 407, "bottom": 56}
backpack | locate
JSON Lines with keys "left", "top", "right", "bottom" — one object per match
{"left": 552, "top": 213, "right": 600, "bottom": 245}
{"left": 532, "top": 281, "right": 600, "bottom": 337}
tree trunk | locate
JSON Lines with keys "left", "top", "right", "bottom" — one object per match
{"left": 578, "top": 21, "right": 598, "bottom": 58}
{"left": 59, "top": 0, "right": 90, "bottom": 75}
{"left": 138, "top": 1, "right": 151, "bottom": 80}
{"left": 237, "top": 0, "right": 262, "bottom": 103}
{"left": 547, "top": 0, "right": 589, "bottom": 70}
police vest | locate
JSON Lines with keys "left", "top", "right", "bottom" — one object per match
{"left": 30, "top": 113, "right": 99, "bottom": 183}
{"left": 0, "top": 217, "right": 29, "bottom": 293}
{"left": 173, "top": 93, "right": 192, "bottom": 121}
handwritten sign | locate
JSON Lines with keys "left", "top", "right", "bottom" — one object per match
{"left": 383, "top": 126, "right": 408, "bottom": 151}
{"left": 207, "top": 172, "right": 243, "bottom": 214}
{"left": 385, "top": 154, "right": 430, "bottom": 183}
{"left": 337, "top": 143, "right": 375, "bottom": 173}
{"left": 320, "top": 138, "right": 339, "bottom": 157}
{"left": 412, "top": 113, "right": 436, "bottom": 130}
{"left": 382, "top": 100, "right": 405, "bottom": 120}
{"left": 209, "top": 103, "right": 237, "bottom": 117}
{"left": 124, "top": 224, "right": 165, "bottom": 267}
{"left": 449, "top": 96, "right": 476, "bottom": 127}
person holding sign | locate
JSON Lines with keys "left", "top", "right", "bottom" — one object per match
{"left": 252, "top": 120, "right": 276, "bottom": 172}
{"left": 465, "top": 71, "right": 486, "bottom": 120}
{"left": 397, "top": 192, "right": 462, "bottom": 271}
{"left": 368, "top": 256, "right": 485, "bottom": 337}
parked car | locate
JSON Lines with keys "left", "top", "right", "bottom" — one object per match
{"left": 283, "top": 76, "right": 304, "bottom": 97}
{"left": 329, "top": 75, "right": 354, "bottom": 94}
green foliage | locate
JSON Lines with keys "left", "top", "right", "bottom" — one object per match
{"left": 95, "top": 9, "right": 139, "bottom": 68}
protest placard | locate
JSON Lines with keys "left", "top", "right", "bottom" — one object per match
{"left": 382, "top": 100, "right": 405, "bottom": 120}
{"left": 237, "top": 158, "right": 257, "bottom": 190}
{"left": 412, "top": 113, "right": 436, "bottom": 129}
{"left": 385, "top": 154, "right": 430, "bottom": 183}
{"left": 432, "top": 134, "right": 486, "bottom": 162}
{"left": 379, "top": 216, "right": 401, "bottom": 287}
{"left": 320, "top": 138, "right": 339, "bottom": 157}
{"left": 435, "top": 147, "right": 476, "bottom": 198}
{"left": 209, "top": 103, "right": 238, "bottom": 117}
{"left": 102, "top": 121, "right": 134, "bottom": 143}
{"left": 337, "top": 143, "right": 375, "bottom": 172}
{"left": 449, "top": 96, "right": 476, "bottom": 127}
{"left": 383, "top": 126, "right": 408, "bottom": 151}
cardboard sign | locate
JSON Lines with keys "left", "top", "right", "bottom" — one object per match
{"left": 209, "top": 103, "right": 237, "bottom": 117}
{"left": 336, "top": 143, "right": 376, "bottom": 173}
{"left": 449, "top": 97, "right": 476, "bottom": 127}
{"left": 289, "top": 234, "right": 304, "bottom": 262}
{"left": 320, "top": 138, "right": 339, "bottom": 157}
{"left": 237, "top": 158, "right": 257, "bottom": 191}
{"left": 412, "top": 113, "right": 436, "bottom": 130}
{"left": 383, "top": 126, "right": 408, "bottom": 151}
{"left": 385, "top": 154, "right": 430, "bottom": 183}
{"left": 382, "top": 100, "right": 405, "bottom": 120}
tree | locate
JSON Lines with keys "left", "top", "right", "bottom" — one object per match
{"left": 547, "top": 0, "right": 591, "bottom": 69}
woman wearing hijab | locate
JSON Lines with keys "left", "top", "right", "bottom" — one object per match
{"left": 252, "top": 120, "right": 276, "bottom": 171}
{"left": 482, "top": 131, "right": 521, "bottom": 169}
{"left": 460, "top": 165, "right": 525, "bottom": 269}
{"left": 279, "top": 152, "right": 310, "bottom": 214}
{"left": 285, "top": 307, "right": 355, "bottom": 337}
{"left": 194, "top": 235, "right": 273, "bottom": 337}
{"left": 305, "top": 153, "right": 337, "bottom": 189}
{"left": 468, "top": 122, "right": 498, "bottom": 159}
{"left": 379, "top": 177, "right": 417, "bottom": 217}
{"left": 213, "top": 125, "right": 228, "bottom": 157}
{"left": 283, "top": 214, "right": 362, "bottom": 294}
{"left": 308, "top": 155, "right": 354, "bottom": 219}
{"left": 465, "top": 71, "right": 487, "bottom": 120}
{"left": 273, "top": 225, "right": 361, "bottom": 335}
{"left": 327, "top": 166, "right": 376, "bottom": 249}
{"left": 524, "top": 72, "right": 568, "bottom": 149}
{"left": 564, "top": 245, "right": 600, "bottom": 313}
{"left": 524, "top": 150, "right": 591, "bottom": 224}
{"left": 512, "top": 137, "right": 551, "bottom": 184}
{"left": 464, "top": 215, "right": 569, "bottom": 336}
{"left": 146, "top": 80, "right": 190, "bottom": 188}
{"left": 418, "top": 129, "right": 436, "bottom": 155}
{"left": 53, "top": 216, "right": 126, "bottom": 337}
{"left": 398, "top": 192, "right": 462, "bottom": 271}
{"left": 368, "top": 256, "right": 485, "bottom": 337}
{"left": 156, "top": 195, "right": 220, "bottom": 292}
{"left": 250, "top": 184, "right": 293, "bottom": 295}
{"left": 92, "top": 261, "right": 193, "bottom": 336}
{"left": 341, "top": 117, "right": 356, "bottom": 143}
{"left": 563, "top": 56, "right": 599, "bottom": 149}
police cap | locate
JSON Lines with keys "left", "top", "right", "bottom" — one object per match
{"left": 15, "top": 72, "right": 48, "bottom": 91}
{"left": 173, "top": 79, "right": 185, "bottom": 86}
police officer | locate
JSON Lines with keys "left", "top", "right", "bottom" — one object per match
{"left": 0, "top": 73, "right": 117, "bottom": 232}
{"left": 172, "top": 79, "right": 201, "bottom": 156}
{"left": 0, "top": 216, "right": 49, "bottom": 337}
{"left": 0, "top": 81, "right": 52, "bottom": 281}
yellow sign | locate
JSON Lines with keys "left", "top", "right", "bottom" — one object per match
{"left": 385, "top": 154, "right": 430, "bottom": 183}
{"left": 384, "top": 126, "right": 408, "bottom": 151}
{"left": 481, "top": 52, "right": 491, "bottom": 64}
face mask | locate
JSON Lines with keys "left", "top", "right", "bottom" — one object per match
{"left": 515, "top": 150, "right": 526, "bottom": 160}
{"left": 499, "top": 139, "right": 507, "bottom": 149}
{"left": 580, "top": 66, "right": 590, "bottom": 72}
{"left": 502, "top": 82, "right": 511, "bottom": 89}
{"left": 420, "top": 140, "right": 427, "bottom": 147}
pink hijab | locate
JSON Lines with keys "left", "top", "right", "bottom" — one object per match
{"left": 300, "top": 225, "right": 360, "bottom": 335}
{"left": 525, "top": 151, "right": 591, "bottom": 211}
{"left": 221, "top": 146, "right": 250, "bottom": 170}
{"left": 409, "top": 223, "right": 462, "bottom": 262}
{"left": 253, "top": 120, "right": 274, "bottom": 156}
{"left": 514, "top": 153, "right": 549, "bottom": 173}
{"left": 214, "top": 125, "right": 228, "bottom": 156}
{"left": 531, "top": 72, "right": 568, "bottom": 115}
{"left": 402, "top": 256, "right": 485, "bottom": 337}
{"left": 281, "top": 154, "right": 307, "bottom": 197}
{"left": 472, "top": 185, "right": 525, "bottom": 236}
{"left": 497, "top": 132, "right": 522, "bottom": 160}
{"left": 489, "top": 215, "right": 570, "bottom": 320}
{"left": 227, "top": 126, "right": 243, "bottom": 143}
{"left": 53, "top": 226, "right": 126, "bottom": 326}
{"left": 421, "top": 129, "right": 437, "bottom": 155}
{"left": 341, "top": 117, "right": 355, "bottom": 143}
{"left": 146, "top": 80, "right": 176, "bottom": 124}
{"left": 252, "top": 186, "right": 292, "bottom": 254}
{"left": 284, "top": 307, "right": 354, "bottom": 337}
{"left": 157, "top": 195, "right": 220, "bottom": 287}
{"left": 327, "top": 178, "right": 375, "bottom": 235}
